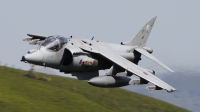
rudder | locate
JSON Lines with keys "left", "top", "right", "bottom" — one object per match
{"left": 122, "top": 16, "right": 157, "bottom": 47}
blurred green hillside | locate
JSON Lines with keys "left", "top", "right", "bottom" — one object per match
{"left": 0, "top": 66, "right": 188, "bottom": 112}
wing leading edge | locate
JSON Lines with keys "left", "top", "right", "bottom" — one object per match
{"left": 80, "top": 41, "right": 176, "bottom": 92}
{"left": 23, "top": 34, "right": 47, "bottom": 45}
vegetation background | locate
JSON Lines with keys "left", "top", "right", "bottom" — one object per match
{"left": 0, "top": 66, "right": 188, "bottom": 112}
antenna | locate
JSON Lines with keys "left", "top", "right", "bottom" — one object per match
{"left": 91, "top": 36, "right": 94, "bottom": 40}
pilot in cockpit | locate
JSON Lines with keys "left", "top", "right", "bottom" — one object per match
{"left": 39, "top": 35, "right": 68, "bottom": 51}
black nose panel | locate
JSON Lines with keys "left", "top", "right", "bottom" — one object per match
{"left": 21, "top": 56, "right": 25, "bottom": 61}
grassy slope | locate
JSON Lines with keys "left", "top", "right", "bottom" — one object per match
{"left": 0, "top": 66, "right": 188, "bottom": 112}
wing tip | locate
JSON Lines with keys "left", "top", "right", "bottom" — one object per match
{"left": 167, "top": 88, "right": 177, "bottom": 93}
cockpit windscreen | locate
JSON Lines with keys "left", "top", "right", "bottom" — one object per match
{"left": 40, "top": 35, "right": 68, "bottom": 51}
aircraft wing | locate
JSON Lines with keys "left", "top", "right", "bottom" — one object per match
{"left": 23, "top": 34, "right": 47, "bottom": 45}
{"left": 80, "top": 41, "right": 176, "bottom": 92}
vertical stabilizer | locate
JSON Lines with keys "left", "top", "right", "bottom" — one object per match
{"left": 122, "top": 16, "right": 157, "bottom": 47}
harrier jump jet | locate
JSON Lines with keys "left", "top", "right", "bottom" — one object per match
{"left": 21, "top": 16, "right": 176, "bottom": 92}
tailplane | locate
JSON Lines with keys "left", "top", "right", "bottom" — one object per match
{"left": 122, "top": 16, "right": 157, "bottom": 47}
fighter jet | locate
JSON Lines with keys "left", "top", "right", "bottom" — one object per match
{"left": 21, "top": 16, "right": 176, "bottom": 92}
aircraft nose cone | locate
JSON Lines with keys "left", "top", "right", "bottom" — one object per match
{"left": 23, "top": 50, "right": 43, "bottom": 65}
{"left": 21, "top": 56, "right": 25, "bottom": 61}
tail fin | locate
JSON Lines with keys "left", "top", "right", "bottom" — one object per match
{"left": 122, "top": 16, "right": 157, "bottom": 47}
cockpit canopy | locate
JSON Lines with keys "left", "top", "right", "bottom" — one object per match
{"left": 40, "top": 35, "right": 68, "bottom": 51}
